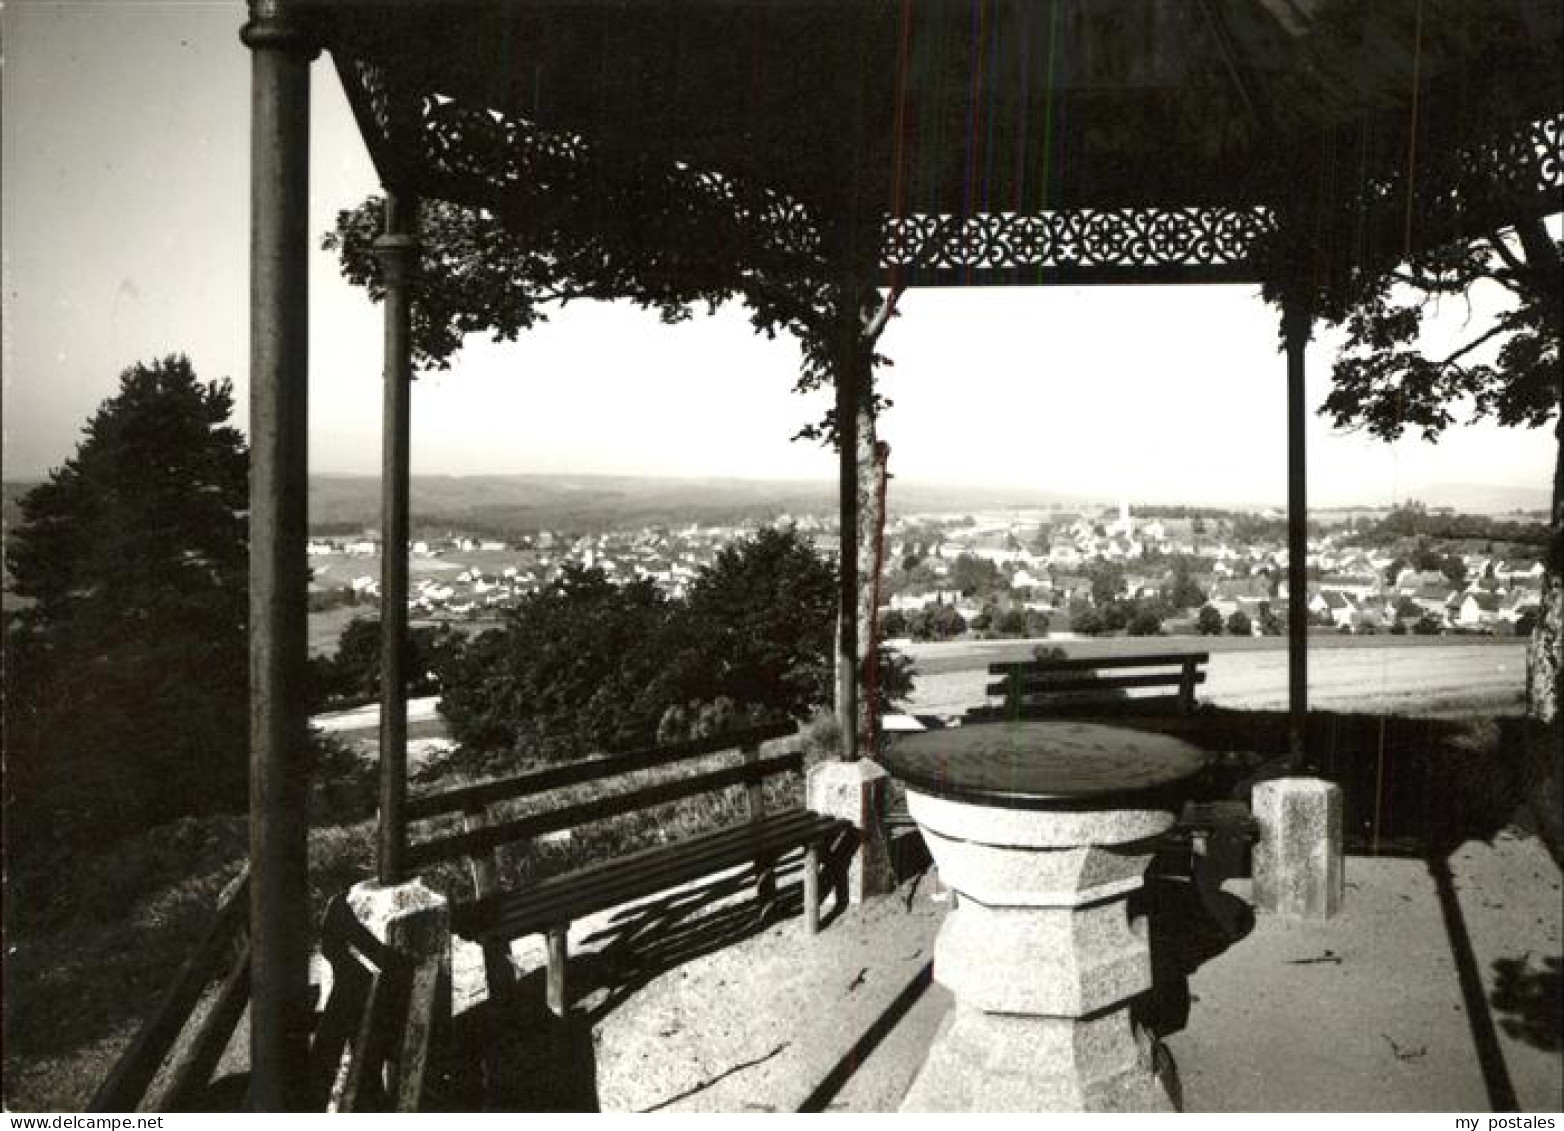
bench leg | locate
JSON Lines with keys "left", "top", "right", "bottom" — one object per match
{"left": 756, "top": 852, "right": 778, "bottom": 912}
{"left": 1191, "top": 833, "right": 1243, "bottom": 939}
{"left": 546, "top": 928, "right": 569, "bottom": 1018}
{"left": 803, "top": 843, "right": 821, "bottom": 936}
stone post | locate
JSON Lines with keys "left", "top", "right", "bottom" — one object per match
{"left": 807, "top": 759, "right": 895, "bottom": 901}
{"left": 346, "top": 879, "right": 451, "bottom": 1107}
{"left": 1251, "top": 777, "right": 1344, "bottom": 920}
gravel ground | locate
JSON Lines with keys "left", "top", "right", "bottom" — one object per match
{"left": 448, "top": 830, "right": 1560, "bottom": 1112}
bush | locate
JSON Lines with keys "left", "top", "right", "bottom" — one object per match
{"left": 1127, "top": 608, "right": 1163, "bottom": 636}
{"left": 1071, "top": 607, "right": 1106, "bottom": 636}
{"left": 1196, "top": 605, "right": 1224, "bottom": 635}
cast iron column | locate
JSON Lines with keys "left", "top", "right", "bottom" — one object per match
{"left": 375, "top": 193, "right": 418, "bottom": 884}
{"left": 1283, "top": 295, "right": 1312, "bottom": 772}
{"left": 836, "top": 303, "right": 862, "bottom": 759}
{"left": 241, "top": 0, "right": 315, "bottom": 1110}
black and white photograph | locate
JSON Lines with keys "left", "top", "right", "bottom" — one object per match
{"left": 2, "top": 0, "right": 1560, "bottom": 1115}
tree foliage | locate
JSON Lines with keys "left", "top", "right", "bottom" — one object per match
{"left": 1303, "top": 219, "right": 1560, "bottom": 721}
{"left": 1161, "top": 557, "right": 1208, "bottom": 611}
{"left": 1196, "top": 605, "right": 1225, "bottom": 636}
{"left": 1318, "top": 236, "right": 1559, "bottom": 442}
{"left": 323, "top": 195, "right": 896, "bottom": 445}
{"left": 432, "top": 527, "right": 911, "bottom": 762}
{"left": 679, "top": 525, "right": 839, "bottom": 718}
{"left": 434, "top": 566, "right": 680, "bottom": 759}
{"left": 3, "top": 356, "right": 249, "bottom": 844}
{"left": 311, "top": 617, "right": 454, "bottom": 710}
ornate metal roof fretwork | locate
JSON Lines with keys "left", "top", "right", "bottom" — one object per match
{"left": 881, "top": 206, "right": 1276, "bottom": 285}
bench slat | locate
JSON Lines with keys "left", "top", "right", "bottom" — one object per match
{"left": 988, "top": 652, "right": 1208, "bottom": 675}
{"left": 408, "top": 749, "right": 804, "bottom": 870}
{"left": 458, "top": 812, "right": 847, "bottom": 942}
{"left": 454, "top": 808, "right": 833, "bottom": 934}
{"left": 407, "top": 720, "right": 797, "bottom": 820}
{"left": 984, "top": 670, "right": 1208, "bottom": 697}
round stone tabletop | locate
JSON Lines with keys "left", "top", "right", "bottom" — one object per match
{"left": 882, "top": 720, "right": 1207, "bottom": 809}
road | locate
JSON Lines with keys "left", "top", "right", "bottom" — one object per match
{"left": 899, "top": 638, "right": 1529, "bottom": 718}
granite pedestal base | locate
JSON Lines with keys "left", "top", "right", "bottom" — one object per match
{"left": 899, "top": 790, "right": 1177, "bottom": 1112}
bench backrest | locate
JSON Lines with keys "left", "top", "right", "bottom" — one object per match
{"left": 972, "top": 651, "right": 1208, "bottom": 719}
{"left": 405, "top": 720, "right": 801, "bottom": 888}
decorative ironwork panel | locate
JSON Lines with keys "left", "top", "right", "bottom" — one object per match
{"left": 881, "top": 207, "right": 1275, "bottom": 278}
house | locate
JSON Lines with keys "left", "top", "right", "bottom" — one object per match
{"left": 1012, "top": 567, "right": 1045, "bottom": 591}
{"left": 1318, "top": 572, "right": 1380, "bottom": 601}
{"left": 1213, "top": 576, "right": 1269, "bottom": 603}
{"left": 890, "top": 589, "right": 961, "bottom": 611}
{"left": 1395, "top": 568, "right": 1449, "bottom": 593}
{"left": 1048, "top": 542, "right": 1084, "bottom": 567}
{"left": 1315, "top": 590, "right": 1358, "bottom": 627}
{"left": 1456, "top": 591, "right": 1503, "bottom": 628}
{"left": 1497, "top": 559, "right": 1544, "bottom": 583}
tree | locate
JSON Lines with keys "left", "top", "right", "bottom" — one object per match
{"left": 1227, "top": 610, "right": 1253, "bottom": 637}
{"left": 679, "top": 525, "right": 840, "bottom": 721}
{"left": 313, "top": 616, "right": 452, "bottom": 709}
{"left": 3, "top": 356, "right": 249, "bottom": 844}
{"left": 1258, "top": 602, "right": 1284, "bottom": 637}
{"left": 1071, "top": 607, "right": 1106, "bottom": 637}
{"left": 908, "top": 603, "right": 967, "bottom": 642}
{"left": 1126, "top": 608, "right": 1163, "bottom": 637}
{"left": 1196, "top": 605, "right": 1225, "bottom": 636}
{"left": 1310, "top": 219, "right": 1560, "bottom": 722}
{"left": 1162, "top": 557, "right": 1208, "bottom": 611}
{"left": 434, "top": 566, "right": 681, "bottom": 759}
{"left": 1101, "top": 600, "right": 1133, "bottom": 633}
{"left": 1087, "top": 560, "right": 1126, "bottom": 607}
{"left": 949, "top": 553, "right": 1004, "bottom": 599}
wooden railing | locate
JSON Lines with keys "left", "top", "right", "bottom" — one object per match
{"left": 88, "top": 870, "right": 251, "bottom": 1112}
{"left": 88, "top": 868, "right": 444, "bottom": 1112}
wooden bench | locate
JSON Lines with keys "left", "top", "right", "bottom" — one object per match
{"left": 404, "top": 721, "right": 852, "bottom": 1017}
{"left": 967, "top": 651, "right": 1209, "bottom": 721}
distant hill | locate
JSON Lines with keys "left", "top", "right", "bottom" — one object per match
{"left": 5, "top": 473, "right": 1548, "bottom": 539}
{"left": 309, "top": 474, "right": 1084, "bottom": 536}
{"left": 1406, "top": 482, "right": 1551, "bottom": 516}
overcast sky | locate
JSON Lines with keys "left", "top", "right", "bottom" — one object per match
{"left": 2, "top": 1, "right": 1555, "bottom": 508}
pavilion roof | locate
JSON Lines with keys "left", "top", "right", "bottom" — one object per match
{"left": 314, "top": 0, "right": 1562, "bottom": 285}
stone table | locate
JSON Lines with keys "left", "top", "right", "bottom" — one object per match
{"left": 882, "top": 720, "right": 1206, "bottom": 1112}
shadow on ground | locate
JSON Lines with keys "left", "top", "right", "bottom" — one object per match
{"left": 1098, "top": 707, "right": 1557, "bottom": 862}
{"left": 426, "top": 841, "right": 854, "bottom": 1111}
{"left": 1490, "top": 954, "right": 1562, "bottom": 1052}
{"left": 1134, "top": 869, "right": 1255, "bottom": 1041}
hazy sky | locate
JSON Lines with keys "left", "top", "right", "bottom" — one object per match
{"left": 3, "top": 1, "right": 1555, "bottom": 508}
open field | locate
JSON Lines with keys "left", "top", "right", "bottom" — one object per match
{"left": 900, "top": 636, "right": 1529, "bottom": 718}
